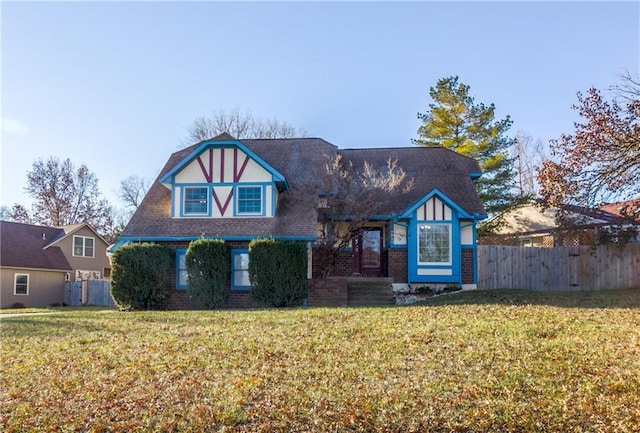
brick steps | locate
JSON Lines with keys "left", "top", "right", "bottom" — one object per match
{"left": 347, "top": 277, "right": 395, "bottom": 307}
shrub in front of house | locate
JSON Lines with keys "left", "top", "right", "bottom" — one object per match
{"left": 186, "top": 239, "right": 230, "bottom": 309}
{"left": 110, "top": 243, "right": 172, "bottom": 310}
{"left": 249, "top": 239, "right": 308, "bottom": 307}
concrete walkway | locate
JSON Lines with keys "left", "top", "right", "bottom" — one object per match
{"left": 0, "top": 312, "right": 58, "bottom": 319}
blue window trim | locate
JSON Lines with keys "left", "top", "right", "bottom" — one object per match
{"left": 236, "top": 185, "right": 262, "bottom": 215}
{"left": 176, "top": 248, "right": 188, "bottom": 290}
{"left": 417, "top": 222, "right": 453, "bottom": 266}
{"left": 183, "top": 186, "right": 210, "bottom": 216}
{"left": 172, "top": 182, "right": 276, "bottom": 218}
{"left": 408, "top": 207, "right": 462, "bottom": 284}
{"left": 233, "top": 184, "right": 267, "bottom": 217}
{"left": 231, "top": 249, "right": 251, "bottom": 290}
{"left": 177, "top": 184, "right": 211, "bottom": 217}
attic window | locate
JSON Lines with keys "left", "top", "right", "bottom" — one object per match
{"left": 73, "top": 236, "right": 95, "bottom": 258}
{"left": 237, "top": 186, "right": 262, "bottom": 215}
{"left": 184, "top": 187, "right": 209, "bottom": 215}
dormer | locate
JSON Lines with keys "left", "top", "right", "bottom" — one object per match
{"left": 159, "top": 134, "right": 288, "bottom": 218}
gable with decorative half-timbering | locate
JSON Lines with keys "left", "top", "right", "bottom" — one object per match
{"left": 400, "top": 189, "right": 479, "bottom": 285}
{"left": 159, "top": 139, "right": 288, "bottom": 219}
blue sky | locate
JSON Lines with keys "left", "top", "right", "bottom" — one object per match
{"left": 2, "top": 1, "right": 638, "bottom": 211}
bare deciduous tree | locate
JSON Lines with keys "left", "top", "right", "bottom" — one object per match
{"left": 15, "top": 157, "right": 116, "bottom": 239}
{"left": 610, "top": 70, "right": 640, "bottom": 102}
{"left": 511, "top": 131, "right": 547, "bottom": 197}
{"left": 118, "top": 175, "right": 150, "bottom": 209}
{"left": 184, "top": 107, "right": 307, "bottom": 146}
{"left": 0, "top": 205, "right": 13, "bottom": 221}
{"left": 292, "top": 154, "right": 414, "bottom": 277}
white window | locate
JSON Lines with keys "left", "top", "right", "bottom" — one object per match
{"left": 418, "top": 224, "right": 451, "bottom": 264}
{"left": 232, "top": 250, "right": 250, "bottom": 290}
{"left": 176, "top": 249, "right": 188, "bottom": 290}
{"left": 14, "top": 274, "right": 29, "bottom": 295}
{"left": 73, "top": 236, "right": 95, "bottom": 258}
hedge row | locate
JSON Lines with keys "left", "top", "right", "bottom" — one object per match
{"left": 186, "top": 239, "right": 230, "bottom": 309}
{"left": 110, "top": 239, "right": 307, "bottom": 310}
{"left": 110, "top": 243, "right": 172, "bottom": 310}
{"left": 249, "top": 238, "right": 308, "bottom": 307}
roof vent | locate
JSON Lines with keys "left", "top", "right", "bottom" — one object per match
{"left": 42, "top": 233, "right": 46, "bottom": 240}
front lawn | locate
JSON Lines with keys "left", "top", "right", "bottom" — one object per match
{"left": 1, "top": 290, "right": 639, "bottom": 432}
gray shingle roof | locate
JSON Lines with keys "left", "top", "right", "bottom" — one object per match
{"left": 0, "top": 221, "right": 72, "bottom": 271}
{"left": 338, "top": 147, "right": 485, "bottom": 216}
{"left": 121, "top": 136, "right": 485, "bottom": 240}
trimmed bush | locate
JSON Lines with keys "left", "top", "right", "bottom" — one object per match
{"left": 110, "top": 243, "right": 172, "bottom": 310}
{"left": 186, "top": 239, "right": 230, "bottom": 309}
{"left": 249, "top": 239, "right": 308, "bottom": 307}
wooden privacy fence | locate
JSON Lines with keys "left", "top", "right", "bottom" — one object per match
{"left": 477, "top": 244, "right": 640, "bottom": 291}
{"left": 64, "top": 280, "right": 115, "bottom": 306}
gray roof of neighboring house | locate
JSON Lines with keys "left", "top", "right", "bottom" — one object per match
{"left": 0, "top": 221, "right": 72, "bottom": 271}
{"left": 121, "top": 136, "right": 486, "bottom": 240}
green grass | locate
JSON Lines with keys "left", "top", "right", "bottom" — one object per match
{"left": 2, "top": 290, "right": 639, "bottom": 432}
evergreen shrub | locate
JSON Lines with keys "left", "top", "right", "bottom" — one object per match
{"left": 249, "top": 239, "right": 307, "bottom": 307}
{"left": 110, "top": 243, "right": 172, "bottom": 310}
{"left": 186, "top": 239, "right": 230, "bottom": 309}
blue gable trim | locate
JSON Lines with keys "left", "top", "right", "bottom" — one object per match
{"left": 159, "top": 139, "right": 288, "bottom": 189}
{"left": 400, "top": 188, "right": 476, "bottom": 219}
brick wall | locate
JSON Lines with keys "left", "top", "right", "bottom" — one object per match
{"left": 311, "top": 248, "right": 352, "bottom": 278}
{"left": 162, "top": 241, "right": 190, "bottom": 309}
{"left": 461, "top": 247, "right": 474, "bottom": 284}
{"left": 307, "top": 277, "right": 348, "bottom": 307}
{"left": 387, "top": 247, "right": 408, "bottom": 283}
{"left": 158, "top": 240, "right": 261, "bottom": 309}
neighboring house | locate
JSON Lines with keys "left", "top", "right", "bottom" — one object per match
{"left": 599, "top": 199, "right": 640, "bottom": 222}
{"left": 115, "top": 133, "right": 487, "bottom": 308}
{"left": 0, "top": 221, "right": 111, "bottom": 308}
{"left": 480, "top": 201, "right": 637, "bottom": 247}
{"left": 51, "top": 223, "right": 112, "bottom": 281}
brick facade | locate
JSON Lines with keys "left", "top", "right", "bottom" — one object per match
{"left": 151, "top": 240, "right": 472, "bottom": 309}
{"left": 461, "top": 247, "right": 474, "bottom": 285}
{"left": 311, "top": 248, "right": 353, "bottom": 279}
{"left": 160, "top": 240, "right": 260, "bottom": 310}
{"left": 307, "top": 277, "right": 348, "bottom": 307}
{"left": 387, "top": 247, "right": 408, "bottom": 283}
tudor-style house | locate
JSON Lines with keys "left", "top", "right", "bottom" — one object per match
{"left": 115, "top": 133, "right": 487, "bottom": 308}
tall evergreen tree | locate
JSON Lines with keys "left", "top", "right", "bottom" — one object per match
{"left": 413, "top": 76, "right": 521, "bottom": 215}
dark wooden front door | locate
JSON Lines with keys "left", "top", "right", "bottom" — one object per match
{"left": 352, "top": 228, "right": 382, "bottom": 277}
